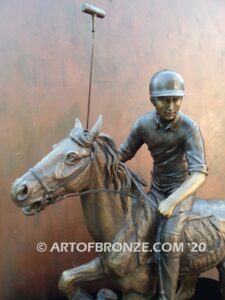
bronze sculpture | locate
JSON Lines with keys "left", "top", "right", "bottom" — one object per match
{"left": 11, "top": 113, "right": 225, "bottom": 300}
{"left": 118, "top": 69, "right": 208, "bottom": 300}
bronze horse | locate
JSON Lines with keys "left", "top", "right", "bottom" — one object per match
{"left": 11, "top": 116, "right": 225, "bottom": 300}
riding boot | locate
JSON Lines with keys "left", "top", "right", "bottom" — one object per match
{"left": 158, "top": 233, "right": 182, "bottom": 300}
{"left": 158, "top": 248, "right": 181, "bottom": 300}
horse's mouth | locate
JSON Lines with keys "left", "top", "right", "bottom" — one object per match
{"left": 22, "top": 201, "right": 47, "bottom": 216}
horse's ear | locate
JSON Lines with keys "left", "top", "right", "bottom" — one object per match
{"left": 90, "top": 115, "right": 103, "bottom": 138}
{"left": 74, "top": 118, "right": 83, "bottom": 131}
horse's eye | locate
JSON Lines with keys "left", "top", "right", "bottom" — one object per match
{"left": 65, "top": 152, "right": 79, "bottom": 164}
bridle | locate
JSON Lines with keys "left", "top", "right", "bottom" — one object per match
{"left": 28, "top": 135, "right": 157, "bottom": 214}
{"left": 29, "top": 166, "right": 144, "bottom": 205}
{"left": 29, "top": 145, "right": 94, "bottom": 205}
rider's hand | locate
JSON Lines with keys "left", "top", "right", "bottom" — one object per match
{"left": 158, "top": 198, "right": 176, "bottom": 218}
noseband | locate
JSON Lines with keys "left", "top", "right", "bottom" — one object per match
{"left": 29, "top": 155, "right": 93, "bottom": 205}
{"left": 29, "top": 168, "right": 56, "bottom": 204}
{"left": 28, "top": 136, "right": 156, "bottom": 213}
{"left": 29, "top": 165, "right": 144, "bottom": 205}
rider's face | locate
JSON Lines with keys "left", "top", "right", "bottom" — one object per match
{"left": 151, "top": 96, "right": 182, "bottom": 122}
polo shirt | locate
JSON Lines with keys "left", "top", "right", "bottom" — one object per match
{"left": 119, "top": 111, "right": 208, "bottom": 195}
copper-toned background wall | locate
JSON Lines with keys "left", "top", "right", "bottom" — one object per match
{"left": 1, "top": 0, "right": 225, "bottom": 299}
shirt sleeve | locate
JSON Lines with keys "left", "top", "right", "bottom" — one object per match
{"left": 118, "top": 118, "right": 144, "bottom": 162}
{"left": 184, "top": 122, "right": 208, "bottom": 175}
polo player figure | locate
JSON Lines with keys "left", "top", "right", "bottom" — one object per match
{"left": 119, "top": 69, "right": 208, "bottom": 300}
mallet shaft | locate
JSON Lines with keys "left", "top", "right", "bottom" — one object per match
{"left": 81, "top": 3, "right": 105, "bottom": 128}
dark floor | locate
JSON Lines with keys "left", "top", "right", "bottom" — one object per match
{"left": 191, "top": 278, "right": 221, "bottom": 300}
{"left": 51, "top": 278, "right": 221, "bottom": 300}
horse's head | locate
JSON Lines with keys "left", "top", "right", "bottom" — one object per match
{"left": 11, "top": 116, "right": 103, "bottom": 216}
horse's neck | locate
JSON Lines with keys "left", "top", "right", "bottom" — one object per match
{"left": 79, "top": 147, "right": 157, "bottom": 244}
{"left": 80, "top": 151, "right": 133, "bottom": 242}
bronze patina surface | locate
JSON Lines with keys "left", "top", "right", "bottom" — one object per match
{"left": 119, "top": 70, "right": 208, "bottom": 299}
{"left": 11, "top": 115, "right": 225, "bottom": 300}
{"left": 2, "top": 1, "right": 225, "bottom": 298}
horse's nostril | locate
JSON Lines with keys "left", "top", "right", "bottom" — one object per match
{"left": 16, "top": 185, "right": 29, "bottom": 201}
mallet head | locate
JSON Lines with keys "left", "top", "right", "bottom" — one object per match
{"left": 81, "top": 3, "right": 105, "bottom": 18}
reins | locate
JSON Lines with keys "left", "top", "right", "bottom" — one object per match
{"left": 30, "top": 166, "right": 147, "bottom": 203}
{"left": 29, "top": 134, "right": 157, "bottom": 216}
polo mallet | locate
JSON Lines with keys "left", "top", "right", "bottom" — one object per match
{"left": 81, "top": 3, "right": 105, "bottom": 129}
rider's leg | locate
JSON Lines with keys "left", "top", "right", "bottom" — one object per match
{"left": 158, "top": 227, "right": 183, "bottom": 300}
{"left": 157, "top": 194, "right": 193, "bottom": 300}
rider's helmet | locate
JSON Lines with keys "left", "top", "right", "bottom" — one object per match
{"left": 149, "top": 69, "right": 185, "bottom": 98}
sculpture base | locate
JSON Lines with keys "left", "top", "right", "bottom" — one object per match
{"left": 54, "top": 278, "right": 220, "bottom": 300}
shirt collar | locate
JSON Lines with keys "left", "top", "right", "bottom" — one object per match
{"left": 154, "top": 111, "right": 183, "bottom": 132}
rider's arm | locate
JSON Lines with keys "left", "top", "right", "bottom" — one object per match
{"left": 118, "top": 118, "right": 144, "bottom": 163}
{"left": 158, "top": 172, "right": 206, "bottom": 217}
{"left": 159, "top": 122, "right": 208, "bottom": 218}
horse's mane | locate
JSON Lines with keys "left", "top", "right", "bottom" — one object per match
{"left": 96, "top": 134, "right": 145, "bottom": 186}
{"left": 96, "top": 133, "right": 147, "bottom": 212}
{"left": 70, "top": 128, "right": 147, "bottom": 212}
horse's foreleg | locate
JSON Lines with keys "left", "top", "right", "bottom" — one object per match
{"left": 58, "top": 256, "right": 107, "bottom": 300}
